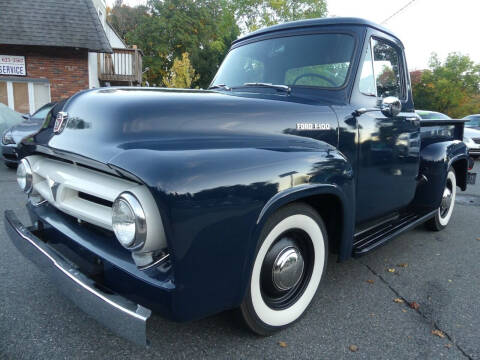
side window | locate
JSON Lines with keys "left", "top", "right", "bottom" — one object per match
{"left": 372, "top": 38, "right": 404, "bottom": 98}
{"left": 359, "top": 41, "right": 376, "bottom": 96}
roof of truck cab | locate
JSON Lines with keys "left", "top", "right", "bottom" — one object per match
{"left": 233, "top": 17, "right": 401, "bottom": 45}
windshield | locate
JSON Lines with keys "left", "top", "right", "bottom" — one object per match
{"left": 211, "top": 33, "right": 355, "bottom": 90}
{"left": 31, "top": 103, "right": 54, "bottom": 120}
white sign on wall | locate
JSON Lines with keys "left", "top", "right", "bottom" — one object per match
{"left": 0, "top": 55, "right": 26, "bottom": 76}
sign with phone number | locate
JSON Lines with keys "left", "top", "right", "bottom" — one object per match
{"left": 0, "top": 55, "right": 26, "bottom": 76}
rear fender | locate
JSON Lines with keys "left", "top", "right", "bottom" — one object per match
{"left": 412, "top": 140, "right": 468, "bottom": 211}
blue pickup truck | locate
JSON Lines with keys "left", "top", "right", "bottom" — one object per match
{"left": 4, "top": 18, "right": 475, "bottom": 345}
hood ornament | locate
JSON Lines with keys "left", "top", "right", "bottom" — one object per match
{"left": 53, "top": 111, "right": 68, "bottom": 134}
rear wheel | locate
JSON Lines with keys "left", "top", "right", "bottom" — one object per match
{"left": 426, "top": 168, "right": 456, "bottom": 231}
{"left": 240, "top": 203, "right": 328, "bottom": 335}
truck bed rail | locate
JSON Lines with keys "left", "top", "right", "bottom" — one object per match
{"left": 420, "top": 119, "right": 467, "bottom": 141}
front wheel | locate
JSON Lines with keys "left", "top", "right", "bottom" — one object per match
{"left": 426, "top": 168, "right": 456, "bottom": 231}
{"left": 240, "top": 203, "right": 328, "bottom": 335}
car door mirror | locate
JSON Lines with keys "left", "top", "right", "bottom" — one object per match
{"left": 380, "top": 96, "right": 402, "bottom": 117}
{"left": 22, "top": 114, "right": 30, "bottom": 120}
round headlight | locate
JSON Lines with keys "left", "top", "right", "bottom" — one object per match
{"left": 17, "top": 158, "right": 33, "bottom": 193}
{"left": 112, "top": 192, "right": 146, "bottom": 250}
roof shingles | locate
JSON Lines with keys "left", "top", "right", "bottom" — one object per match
{"left": 0, "top": 0, "right": 112, "bottom": 53}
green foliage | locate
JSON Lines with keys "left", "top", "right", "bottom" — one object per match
{"left": 108, "top": 0, "right": 327, "bottom": 89}
{"left": 116, "top": 0, "right": 239, "bottom": 88}
{"left": 107, "top": 0, "right": 149, "bottom": 39}
{"left": 163, "top": 52, "right": 199, "bottom": 88}
{"left": 230, "top": 0, "right": 328, "bottom": 32}
{"left": 412, "top": 53, "right": 480, "bottom": 118}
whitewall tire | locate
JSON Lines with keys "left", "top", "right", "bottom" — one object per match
{"left": 240, "top": 203, "right": 328, "bottom": 335}
{"left": 427, "top": 168, "right": 456, "bottom": 231}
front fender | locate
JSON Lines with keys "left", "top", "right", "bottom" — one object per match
{"left": 108, "top": 142, "right": 353, "bottom": 321}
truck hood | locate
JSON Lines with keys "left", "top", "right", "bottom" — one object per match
{"left": 30, "top": 87, "right": 338, "bottom": 167}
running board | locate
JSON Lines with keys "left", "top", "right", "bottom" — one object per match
{"left": 352, "top": 210, "right": 437, "bottom": 256}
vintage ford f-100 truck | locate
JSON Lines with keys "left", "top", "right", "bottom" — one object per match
{"left": 5, "top": 18, "right": 476, "bottom": 345}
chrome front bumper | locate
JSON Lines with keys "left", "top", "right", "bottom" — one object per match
{"left": 4, "top": 210, "right": 151, "bottom": 346}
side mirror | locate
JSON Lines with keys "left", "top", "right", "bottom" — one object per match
{"left": 353, "top": 96, "right": 402, "bottom": 118}
{"left": 22, "top": 114, "right": 30, "bottom": 120}
{"left": 380, "top": 96, "right": 402, "bottom": 117}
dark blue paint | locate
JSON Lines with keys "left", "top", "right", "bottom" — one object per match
{"left": 16, "top": 19, "right": 469, "bottom": 322}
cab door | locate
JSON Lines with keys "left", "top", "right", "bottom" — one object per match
{"left": 352, "top": 31, "right": 420, "bottom": 225}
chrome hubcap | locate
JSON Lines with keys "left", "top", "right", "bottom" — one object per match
{"left": 272, "top": 246, "right": 305, "bottom": 291}
{"left": 260, "top": 231, "right": 313, "bottom": 310}
{"left": 440, "top": 187, "right": 452, "bottom": 217}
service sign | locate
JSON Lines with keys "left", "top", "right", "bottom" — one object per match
{"left": 0, "top": 55, "right": 26, "bottom": 76}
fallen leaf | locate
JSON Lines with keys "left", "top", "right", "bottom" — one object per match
{"left": 388, "top": 268, "right": 396, "bottom": 273}
{"left": 448, "top": 279, "right": 452, "bottom": 283}
{"left": 366, "top": 279, "right": 374, "bottom": 284}
{"left": 402, "top": 309, "right": 407, "bottom": 313}
{"left": 349, "top": 345, "right": 358, "bottom": 352}
{"left": 432, "top": 329, "right": 445, "bottom": 338}
{"left": 394, "top": 298, "right": 404, "bottom": 303}
{"left": 445, "top": 343, "right": 452, "bottom": 349}
{"left": 477, "top": 238, "right": 480, "bottom": 241}
{"left": 397, "top": 263, "right": 408, "bottom": 268}
{"left": 278, "top": 341, "right": 287, "bottom": 348}
{"left": 410, "top": 301, "right": 420, "bottom": 310}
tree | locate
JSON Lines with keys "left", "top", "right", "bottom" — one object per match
{"left": 107, "top": 0, "right": 328, "bottom": 88}
{"left": 107, "top": 0, "right": 149, "bottom": 39}
{"left": 124, "top": 0, "right": 239, "bottom": 89}
{"left": 162, "top": 52, "right": 199, "bottom": 88}
{"left": 412, "top": 53, "right": 480, "bottom": 118}
{"left": 230, "top": 0, "right": 328, "bottom": 32}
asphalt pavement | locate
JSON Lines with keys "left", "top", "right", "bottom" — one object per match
{"left": 1, "top": 161, "right": 479, "bottom": 360}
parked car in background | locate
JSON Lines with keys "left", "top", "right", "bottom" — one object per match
{"left": 415, "top": 110, "right": 451, "bottom": 120}
{"left": 2, "top": 102, "right": 55, "bottom": 168}
{"left": 464, "top": 127, "right": 480, "bottom": 157}
{"left": 463, "top": 114, "right": 480, "bottom": 130}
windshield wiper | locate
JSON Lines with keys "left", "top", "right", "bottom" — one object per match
{"left": 208, "top": 84, "right": 230, "bottom": 91}
{"left": 240, "top": 82, "right": 291, "bottom": 94}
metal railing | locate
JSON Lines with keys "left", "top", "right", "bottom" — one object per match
{"left": 98, "top": 48, "right": 143, "bottom": 84}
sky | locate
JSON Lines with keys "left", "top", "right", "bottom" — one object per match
{"left": 107, "top": 0, "right": 480, "bottom": 70}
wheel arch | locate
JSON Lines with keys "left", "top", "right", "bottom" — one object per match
{"left": 245, "top": 183, "right": 355, "bottom": 281}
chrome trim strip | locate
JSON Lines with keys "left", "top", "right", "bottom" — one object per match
{"left": 138, "top": 253, "right": 170, "bottom": 271}
{"left": 4, "top": 210, "right": 151, "bottom": 346}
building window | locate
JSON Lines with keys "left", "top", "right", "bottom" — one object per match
{"left": 0, "top": 80, "right": 50, "bottom": 114}
{"left": 0, "top": 81, "right": 7, "bottom": 105}
{"left": 13, "top": 82, "right": 29, "bottom": 113}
